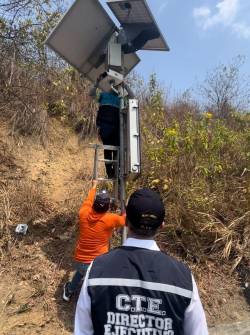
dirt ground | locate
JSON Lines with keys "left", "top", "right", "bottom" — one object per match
{"left": 0, "top": 118, "right": 92, "bottom": 334}
{"left": 0, "top": 118, "right": 249, "bottom": 334}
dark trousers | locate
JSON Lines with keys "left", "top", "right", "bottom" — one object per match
{"left": 68, "top": 262, "right": 90, "bottom": 293}
{"left": 99, "top": 126, "right": 120, "bottom": 179}
{"left": 97, "top": 105, "right": 120, "bottom": 179}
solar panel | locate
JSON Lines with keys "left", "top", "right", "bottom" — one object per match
{"left": 46, "top": 0, "right": 115, "bottom": 71}
{"left": 45, "top": 0, "right": 140, "bottom": 90}
{"left": 107, "top": 0, "right": 169, "bottom": 51}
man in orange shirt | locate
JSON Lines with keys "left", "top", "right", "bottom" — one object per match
{"left": 63, "top": 180, "right": 125, "bottom": 302}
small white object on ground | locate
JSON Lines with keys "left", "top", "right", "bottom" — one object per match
{"left": 15, "top": 224, "right": 28, "bottom": 235}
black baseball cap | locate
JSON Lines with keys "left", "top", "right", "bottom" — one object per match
{"left": 93, "top": 190, "right": 110, "bottom": 213}
{"left": 126, "top": 188, "right": 165, "bottom": 231}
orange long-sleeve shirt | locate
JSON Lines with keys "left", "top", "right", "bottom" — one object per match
{"left": 74, "top": 187, "right": 125, "bottom": 263}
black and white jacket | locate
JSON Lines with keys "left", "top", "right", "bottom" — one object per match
{"left": 74, "top": 238, "right": 208, "bottom": 335}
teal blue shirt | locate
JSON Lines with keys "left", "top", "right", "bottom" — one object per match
{"left": 99, "top": 92, "right": 120, "bottom": 109}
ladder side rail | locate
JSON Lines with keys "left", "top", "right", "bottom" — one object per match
{"left": 119, "top": 86, "right": 127, "bottom": 243}
{"left": 93, "top": 144, "right": 99, "bottom": 180}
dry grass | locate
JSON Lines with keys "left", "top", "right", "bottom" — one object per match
{"left": 10, "top": 107, "right": 48, "bottom": 146}
{"left": 0, "top": 53, "right": 249, "bottom": 330}
{"left": 0, "top": 50, "right": 97, "bottom": 145}
{"left": 0, "top": 130, "right": 94, "bottom": 260}
{"left": 135, "top": 86, "right": 250, "bottom": 282}
{"left": 0, "top": 177, "right": 54, "bottom": 260}
{"left": 0, "top": 186, "right": 12, "bottom": 247}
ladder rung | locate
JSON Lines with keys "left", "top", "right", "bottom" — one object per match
{"left": 86, "top": 144, "right": 120, "bottom": 151}
{"left": 98, "top": 159, "right": 118, "bottom": 163}
{"left": 97, "top": 178, "right": 118, "bottom": 182}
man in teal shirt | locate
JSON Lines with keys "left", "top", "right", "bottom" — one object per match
{"left": 90, "top": 81, "right": 121, "bottom": 179}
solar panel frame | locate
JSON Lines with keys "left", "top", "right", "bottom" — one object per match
{"left": 107, "top": 0, "right": 170, "bottom": 51}
{"left": 45, "top": 0, "right": 141, "bottom": 90}
{"left": 45, "top": 0, "right": 118, "bottom": 72}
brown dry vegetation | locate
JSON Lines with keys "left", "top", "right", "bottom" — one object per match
{"left": 0, "top": 95, "right": 249, "bottom": 335}
{"left": 0, "top": 119, "right": 94, "bottom": 334}
{"left": 0, "top": 2, "right": 250, "bottom": 333}
{"left": 0, "top": 112, "right": 249, "bottom": 335}
{"left": 136, "top": 79, "right": 250, "bottom": 297}
{"left": 0, "top": 54, "right": 249, "bottom": 333}
{"left": 0, "top": 59, "right": 250, "bottom": 333}
{"left": 0, "top": 51, "right": 97, "bottom": 145}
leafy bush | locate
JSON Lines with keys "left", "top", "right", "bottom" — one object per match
{"left": 136, "top": 77, "right": 250, "bottom": 271}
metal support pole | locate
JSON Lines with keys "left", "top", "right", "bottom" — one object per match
{"left": 93, "top": 144, "right": 98, "bottom": 180}
{"left": 114, "top": 149, "right": 119, "bottom": 202}
{"left": 119, "top": 85, "right": 127, "bottom": 243}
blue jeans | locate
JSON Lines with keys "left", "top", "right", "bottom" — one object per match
{"left": 68, "top": 262, "right": 90, "bottom": 293}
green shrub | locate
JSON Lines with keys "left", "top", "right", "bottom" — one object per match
{"left": 136, "top": 80, "right": 250, "bottom": 271}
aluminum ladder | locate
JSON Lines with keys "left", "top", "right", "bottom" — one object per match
{"left": 90, "top": 144, "right": 120, "bottom": 201}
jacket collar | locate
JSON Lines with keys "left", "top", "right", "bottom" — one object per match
{"left": 123, "top": 238, "right": 160, "bottom": 251}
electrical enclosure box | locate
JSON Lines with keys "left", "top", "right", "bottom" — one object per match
{"left": 108, "top": 42, "right": 122, "bottom": 68}
{"left": 127, "top": 99, "right": 140, "bottom": 174}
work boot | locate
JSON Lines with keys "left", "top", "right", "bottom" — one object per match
{"left": 63, "top": 282, "right": 72, "bottom": 302}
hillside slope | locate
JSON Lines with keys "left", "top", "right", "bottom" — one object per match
{"left": 0, "top": 118, "right": 94, "bottom": 334}
{"left": 0, "top": 118, "right": 249, "bottom": 335}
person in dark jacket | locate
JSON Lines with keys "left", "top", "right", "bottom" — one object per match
{"left": 74, "top": 188, "right": 208, "bottom": 335}
{"left": 90, "top": 80, "right": 121, "bottom": 179}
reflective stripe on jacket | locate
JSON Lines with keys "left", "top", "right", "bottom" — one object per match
{"left": 88, "top": 247, "right": 193, "bottom": 335}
